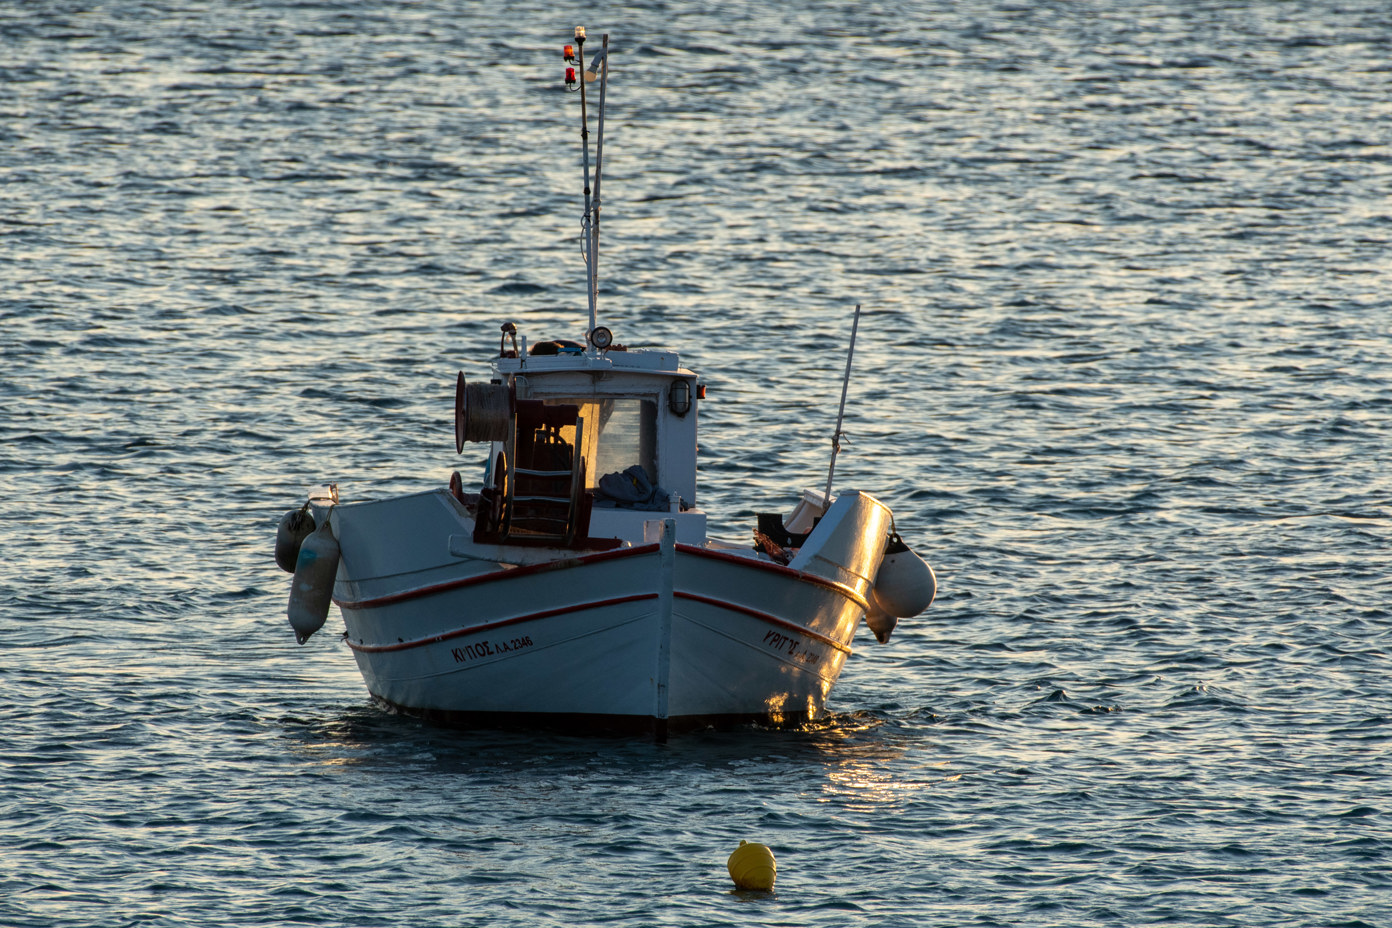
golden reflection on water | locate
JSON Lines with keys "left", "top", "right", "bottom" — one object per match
{"left": 761, "top": 688, "right": 825, "bottom": 727}
{"left": 808, "top": 716, "right": 962, "bottom": 810}
{"left": 285, "top": 712, "right": 385, "bottom": 767}
{"left": 822, "top": 759, "right": 962, "bottom": 811}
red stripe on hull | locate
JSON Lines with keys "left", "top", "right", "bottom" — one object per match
{"left": 336, "top": 543, "right": 662, "bottom": 611}
{"left": 336, "top": 543, "right": 868, "bottom": 612}
{"left": 676, "top": 544, "right": 870, "bottom": 609}
{"left": 345, "top": 593, "right": 658, "bottom": 653}
{"left": 343, "top": 590, "right": 857, "bottom": 657}
{"left": 675, "top": 592, "right": 853, "bottom": 655}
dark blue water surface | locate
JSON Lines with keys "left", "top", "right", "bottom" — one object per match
{"left": 3, "top": 2, "right": 1390, "bottom": 925}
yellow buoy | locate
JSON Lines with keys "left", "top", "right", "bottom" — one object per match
{"left": 727, "top": 840, "right": 777, "bottom": 891}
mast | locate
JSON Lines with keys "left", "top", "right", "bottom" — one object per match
{"left": 572, "top": 28, "right": 596, "bottom": 334}
{"left": 567, "top": 28, "right": 610, "bottom": 339}
{"left": 590, "top": 33, "right": 609, "bottom": 331}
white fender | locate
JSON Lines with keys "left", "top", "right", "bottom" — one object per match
{"left": 870, "top": 537, "right": 936, "bottom": 621}
{"left": 287, "top": 517, "right": 340, "bottom": 644}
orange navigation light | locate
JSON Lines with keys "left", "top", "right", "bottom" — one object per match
{"left": 563, "top": 44, "right": 575, "bottom": 62}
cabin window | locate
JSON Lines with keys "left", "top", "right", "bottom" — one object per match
{"left": 544, "top": 398, "right": 657, "bottom": 486}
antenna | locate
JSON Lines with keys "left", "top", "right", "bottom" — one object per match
{"left": 571, "top": 28, "right": 596, "bottom": 334}
{"left": 823, "top": 304, "right": 862, "bottom": 509}
{"left": 590, "top": 33, "right": 610, "bottom": 334}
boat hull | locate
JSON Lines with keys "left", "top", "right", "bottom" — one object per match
{"left": 327, "top": 489, "right": 893, "bottom": 732}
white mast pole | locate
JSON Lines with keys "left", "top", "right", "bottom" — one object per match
{"left": 823, "top": 304, "right": 862, "bottom": 509}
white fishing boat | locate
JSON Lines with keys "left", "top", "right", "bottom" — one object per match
{"left": 275, "top": 29, "right": 936, "bottom": 736}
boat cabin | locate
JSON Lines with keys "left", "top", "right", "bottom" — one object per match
{"left": 458, "top": 335, "right": 706, "bottom": 548}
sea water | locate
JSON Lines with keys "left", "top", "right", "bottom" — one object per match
{"left": 2, "top": 2, "right": 1389, "bottom": 925}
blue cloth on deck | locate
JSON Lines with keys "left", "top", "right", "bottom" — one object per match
{"left": 594, "top": 465, "right": 671, "bottom": 511}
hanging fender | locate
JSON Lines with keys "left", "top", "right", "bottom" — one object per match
{"left": 287, "top": 517, "right": 340, "bottom": 644}
{"left": 867, "top": 533, "right": 937, "bottom": 642}
{"left": 274, "top": 503, "right": 316, "bottom": 573}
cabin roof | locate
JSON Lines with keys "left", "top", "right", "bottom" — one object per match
{"left": 493, "top": 347, "right": 695, "bottom": 380}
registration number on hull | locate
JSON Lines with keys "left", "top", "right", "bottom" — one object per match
{"left": 762, "top": 629, "right": 822, "bottom": 665}
{"left": 450, "top": 635, "right": 534, "bottom": 664}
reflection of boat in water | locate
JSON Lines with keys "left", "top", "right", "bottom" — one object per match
{"left": 274, "top": 29, "right": 936, "bottom": 737}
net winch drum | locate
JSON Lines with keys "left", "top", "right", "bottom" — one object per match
{"left": 454, "top": 373, "right": 513, "bottom": 453}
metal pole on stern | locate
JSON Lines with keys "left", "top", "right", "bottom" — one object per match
{"left": 823, "top": 304, "right": 862, "bottom": 509}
